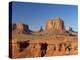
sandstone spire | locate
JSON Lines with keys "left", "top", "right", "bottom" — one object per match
{"left": 39, "top": 26, "right": 43, "bottom": 32}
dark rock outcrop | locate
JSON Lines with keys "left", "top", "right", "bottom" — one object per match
{"left": 39, "top": 26, "right": 44, "bottom": 32}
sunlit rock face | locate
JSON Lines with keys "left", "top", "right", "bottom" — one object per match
{"left": 16, "top": 22, "right": 24, "bottom": 33}
{"left": 12, "top": 22, "right": 31, "bottom": 34}
{"left": 46, "top": 18, "right": 65, "bottom": 32}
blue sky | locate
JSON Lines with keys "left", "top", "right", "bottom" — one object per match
{"left": 11, "top": 1, "right": 78, "bottom": 31}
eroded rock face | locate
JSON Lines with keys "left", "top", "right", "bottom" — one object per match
{"left": 12, "top": 22, "right": 31, "bottom": 34}
{"left": 10, "top": 40, "right": 78, "bottom": 58}
{"left": 46, "top": 18, "right": 65, "bottom": 32}
{"left": 16, "top": 22, "right": 24, "bottom": 33}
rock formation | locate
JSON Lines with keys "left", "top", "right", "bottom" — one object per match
{"left": 12, "top": 22, "right": 31, "bottom": 34}
{"left": 16, "top": 22, "right": 24, "bottom": 33}
{"left": 46, "top": 18, "right": 65, "bottom": 32}
{"left": 65, "top": 26, "right": 77, "bottom": 36}
{"left": 39, "top": 26, "right": 43, "bottom": 32}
